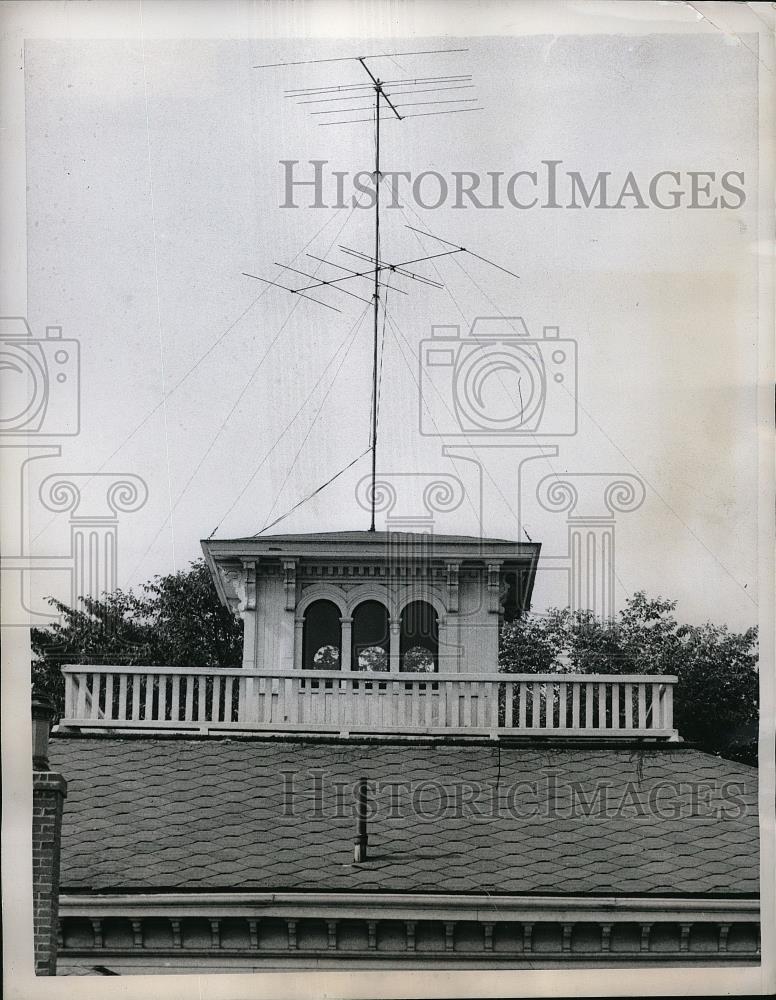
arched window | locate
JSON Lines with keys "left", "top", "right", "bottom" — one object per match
{"left": 303, "top": 600, "right": 341, "bottom": 670}
{"left": 400, "top": 600, "right": 438, "bottom": 672}
{"left": 351, "top": 600, "right": 389, "bottom": 671}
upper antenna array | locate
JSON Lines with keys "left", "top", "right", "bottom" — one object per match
{"left": 250, "top": 47, "right": 519, "bottom": 533}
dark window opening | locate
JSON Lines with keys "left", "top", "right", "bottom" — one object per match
{"left": 352, "top": 600, "right": 389, "bottom": 672}
{"left": 501, "top": 571, "right": 519, "bottom": 623}
{"left": 303, "top": 600, "right": 342, "bottom": 671}
{"left": 400, "top": 600, "right": 438, "bottom": 673}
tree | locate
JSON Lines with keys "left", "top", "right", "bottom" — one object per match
{"left": 499, "top": 592, "right": 758, "bottom": 764}
{"left": 31, "top": 560, "right": 243, "bottom": 718}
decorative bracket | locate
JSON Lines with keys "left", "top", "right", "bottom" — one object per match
{"left": 487, "top": 561, "right": 502, "bottom": 614}
{"left": 240, "top": 559, "right": 257, "bottom": 611}
{"left": 283, "top": 559, "right": 297, "bottom": 611}
{"left": 446, "top": 561, "right": 460, "bottom": 613}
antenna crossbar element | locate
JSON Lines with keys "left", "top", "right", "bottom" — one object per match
{"left": 382, "top": 84, "right": 476, "bottom": 98}
{"left": 357, "top": 57, "right": 402, "bottom": 120}
{"left": 285, "top": 83, "right": 374, "bottom": 97}
{"left": 311, "top": 105, "right": 388, "bottom": 116}
{"left": 399, "top": 249, "right": 465, "bottom": 267}
{"left": 318, "top": 115, "right": 404, "bottom": 126}
{"left": 338, "top": 247, "right": 444, "bottom": 289}
{"left": 319, "top": 106, "right": 484, "bottom": 125}
{"left": 274, "top": 262, "right": 373, "bottom": 305}
{"left": 306, "top": 254, "right": 409, "bottom": 295}
{"left": 380, "top": 73, "right": 473, "bottom": 85}
{"left": 392, "top": 98, "right": 479, "bottom": 108}
{"left": 404, "top": 225, "right": 521, "bottom": 279}
{"left": 284, "top": 76, "right": 471, "bottom": 97}
{"left": 299, "top": 84, "right": 476, "bottom": 104}
{"left": 293, "top": 264, "right": 383, "bottom": 293}
{"left": 254, "top": 47, "right": 468, "bottom": 69}
{"left": 401, "top": 107, "right": 484, "bottom": 119}
{"left": 315, "top": 98, "right": 479, "bottom": 115}
{"left": 241, "top": 273, "right": 342, "bottom": 313}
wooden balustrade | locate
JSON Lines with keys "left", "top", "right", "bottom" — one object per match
{"left": 59, "top": 666, "right": 678, "bottom": 738}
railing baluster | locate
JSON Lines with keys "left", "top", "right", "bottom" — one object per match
{"left": 304, "top": 675, "right": 313, "bottom": 725}
{"left": 224, "top": 675, "right": 234, "bottom": 723}
{"left": 638, "top": 684, "right": 647, "bottom": 728}
{"left": 118, "top": 674, "right": 127, "bottom": 721}
{"left": 280, "top": 675, "right": 288, "bottom": 725}
{"left": 611, "top": 683, "right": 620, "bottom": 730}
{"left": 143, "top": 674, "right": 155, "bottom": 721}
{"left": 461, "top": 682, "right": 471, "bottom": 728}
{"left": 353, "top": 678, "right": 363, "bottom": 730}
{"left": 558, "top": 682, "right": 567, "bottom": 729}
{"left": 446, "top": 679, "right": 456, "bottom": 727}
{"left": 504, "top": 681, "right": 514, "bottom": 729}
{"left": 663, "top": 683, "right": 673, "bottom": 731}
{"left": 89, "top": 673, "right": 101, "bottom": 720}
{"left": 104, "top": 673, "right": 114, "bottom": 721}
{"left": 184, "top": 676, "right": 194, "bottom": 722}
{"left": 255, "top": 676, "right": 264, "bottom": 723}
{"left": 171, "top": 675, "right": 180, "bottom": 722}
{"left": 598, "top": 682, "right": 607, "bottom": 730}
{"left": 75, "top": 674, "right": 87, "bottom": 719}
{"left": 158, "top": 674, "right": 168, "bottom": 722}
{"left": 424, "top": 680, "right": 434, "bottom": 729}
{"left": 238, "top": 674, "right": 247, "bottom": 723}
{"left": 651, "top": 683, "right": 661, "bottom": 729}
{"left": 131, "top": 674, "right": 141, "bottom": 721}
{"left": 518, "top": 682, "right": 527, "bottom": 728}
{"left": 531, "top": 682, "right": 540, "bottom": 729}
{"left": 483, "top": 681, "right": 492, "bottom": 730}
{"left": 585, "top": 682, "right": 593, "bottom": 729}
{"left": 64, "top": 673, "right": 73, "bottom": 718}
{"left": 624, "top": 683, "right": 633, "bottom": 729}
{"left": 197, "top": 674, "right": 207, "bottom": 723}
{"left": 488, "top": 680, "right": 499, "bottom": 733}
{"left": 571, "top": 681, "right": 580, "bottom": 729}
{"left": 386, "top": 676, "right": 395, "bottom": 728}
{"left": 212, "top": 674, "right": 222, "bottom": 723}
{"left": 440, "top": 678, "right": 449, "bottom": 729}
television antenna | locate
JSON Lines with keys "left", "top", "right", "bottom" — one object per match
{"left": 252, "top": 48, "right": 519, "bottom": 532}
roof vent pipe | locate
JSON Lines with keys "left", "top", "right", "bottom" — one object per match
{"left": 354, "top": 776, "right": 368, "bottom": 863}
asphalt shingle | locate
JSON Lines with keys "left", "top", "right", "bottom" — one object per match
{"left": 49, "top": 737, "right": 759, "bottom": 897}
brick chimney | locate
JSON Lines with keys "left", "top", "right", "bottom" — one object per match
{"left": 31, "top": 697, "right": 67, "bottom": 976}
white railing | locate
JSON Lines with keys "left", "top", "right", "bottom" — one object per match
{"left": 59, "top": 666, "right": 678, "bottom": 738}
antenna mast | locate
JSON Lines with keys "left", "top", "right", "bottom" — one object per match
{"left": 371, "top": 83, "right": 380, "bottom": 531}
{"left": 355, "top": 56, "right": 401, "bottom": 530}
{"left": 250, "top": 48, "right": 518, "bottom": 533}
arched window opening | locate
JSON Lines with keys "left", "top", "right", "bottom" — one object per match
{"left": 400, "top": 601, "right": 438, "bottom": 672}
{"left": 352, "top": 600, "right": 389, "bottom": 671}
{"left": 303, "top": 600, "right": 341, "bottom": 670}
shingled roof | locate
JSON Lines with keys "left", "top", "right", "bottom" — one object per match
{"left": 49, "top": 736, "right": 758, "bottom": 898}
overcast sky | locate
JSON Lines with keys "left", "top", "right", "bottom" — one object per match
{"left": 21, "top": 21, "right": 761, "bottom": 629}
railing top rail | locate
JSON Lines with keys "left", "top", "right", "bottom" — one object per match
{"left": 60, "top": 664, "right": 678, "bottom": 684}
